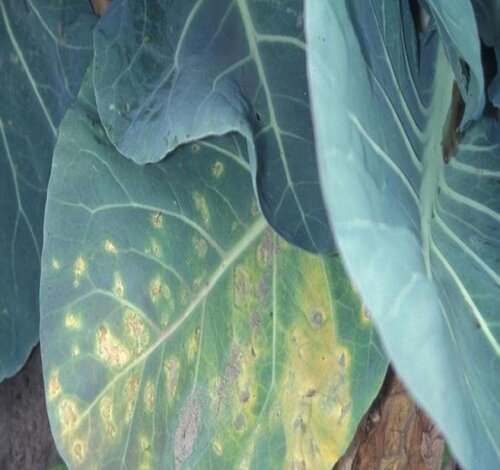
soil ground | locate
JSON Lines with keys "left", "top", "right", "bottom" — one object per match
{"left": 0, "top": 346, "right": 62, "bottom": 470}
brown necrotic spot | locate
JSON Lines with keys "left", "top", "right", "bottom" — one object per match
{"left": 124, "top": 372, "right": 140, "bottom": 422}
{"left": 72, "top": 344, "right": 80, "bottom": 358}
{"left": 150, "top": 278, "right": 161, "bottom": 299}
{"left": 193, "top": 276, "right": 203, "bottom": 292}
{"left": 151, "top": 238, "right": 162, "bottom": 258}
{"left": 360, "top": 304, "right": 371, "bottom": 325}
{"left": 256, "top": 279, "right": 269, "bottom": 302}
{"left": 72, "top": 440, "right": 85, "bottom": 463}
{"left": 216, "top": 346, "right": 242, "bottom": 410}
{"left": 212, "top": 161, "right": 224, "bottom": 177}
{"left": 257, "top": 231, "right": 273, "bottom": 266}
{"left": 250, "top": 310, "right": 261, "bottom": 331}
{"left": 174, "top": 394, "right": 202, "bottom": 466}
{"left": 193, "top": 192, "right": 210, "bottom": 226}
{"left": 59, "top": 399, "right": 78, "bottom": 428}
{"left": 64, "top": 312, "right": 81, "bottom": 330}
{"left": 310, "top": 310, "right": 324, "bottom": 329}
{"left": 151, "top": 211, "right": 163, "bottom": 229}
{"left": 73, "top": 256, "right": 86, "bottom": 287}
{"left": 234, "top": 413, "right": 245, "bottom": 432}
{"left": 187, "top": 327, "right": 201, "bottom": 362}
{"left": 144, "top": 381, "right": 155, "bottom": 412}
{"left": 192, "top": 236, "right": 208, "bottom": 259}
{"left": 124, "top": 309, "right": 150, "bottom": 355}
{"left": 164, "top": 357, "right": 179, "bottom": 400}
{"left": 48, "top": 371, "right": 61, "bottom": 400}
{"left": 96, "top": 325, "right": 130, "bottom": 368}
{"left": 104, "top": 239, "right": 118, "bottom": 254}
{"left": 233, "top": 265, "right": 249, "bottom": 307}
{"left": 113, "top": 272, "right": 125, "bottom": 297}
{"left": 100, "top": 397, "right": 117, "bottom": 439}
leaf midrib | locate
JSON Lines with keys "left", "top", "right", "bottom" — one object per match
{"left": 63, "top": 215, "right": 268, "bottom": 434}
{"left": 235, "top": 0, "right": 317, "bottom": 249}
{"left": 0, "top": 1, "right": 57, "bottom": 136}
{"left": 419, "top": 44, "right": 454, "bottom": 278}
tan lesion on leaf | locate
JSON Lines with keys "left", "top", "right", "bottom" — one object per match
{"left": 187, "top": 327, "right": 201, "bottom": 362}
{"left": 72, "top": 439, "right": 86, "bottom": 463}
{"left": 212, "top": 161, "right": 224, "bottom": 178}
{"left": 256, "top": 229, "right": 273, "bottom": 267}
{"left": 191, "top": 142, "right": 201, "bottom": 154}
{"left": 215, "top": 345, "right": 243, "bottom": 412}
{"left": 193, "top": 192, "right": 211, "bottom": 227}
{"left": 65, "top": 312, "right": 82, "bottom": 330}
{"left": 59, "top": 398, "right": 78, "bottom": 429}
{"left": 100, "top": 396, "right": 117, "bottom": 439}
{"left": 151, "top": 211, "right": 163, "bottom": 229}
{"left": 192, "top": 235, "right": 208, "bottom": 259}
{"left": 51, "top": 258, "right": 61, "bottom": 270}
{"left": 96, "top": 325, "right": 130, "bottom": 368}
{"left": 48, "top": 370, "right": 61, "bottom": 400}
{"left": 233, "top": 265, "right": 250, "bottom": 308}
{"left": 104, "top": 239, "right": 118, "bottom": 254}
{"left": 124, "top": 309, "right": 150, "bottom": 355}
{"left": 140, "top": 434, "right": 153, "bottom": 470}
{"left": 124, "top": 371, "right": 140, "bottom": 422}
{"left": 151, "top": 238, "right": 162, "bottom": 258}
{"left": 72, "top": 344, "right": 80, "bottom": 358}
{"left": 113, "top": 272, "right": 125, "bottom": 298}
{"left": 150, "top": 278, "right": 162, "bottom": 300}
{"left": 360, "top": 303, "right": 372, "bottom": 326}
{"left": 73, "top": 256, "right": 86, "bottom": 287}
{"left": 144, "top": 381, "right": 155, "bottom": 412}
{"left": 164, "top": 357, "right": 179, "bottom": 400}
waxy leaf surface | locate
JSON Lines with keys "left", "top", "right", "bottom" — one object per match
{"left": 40, "top": 75, "right": 387, "bottom": 469}
{"left": 93, "top": 0, "right": 333, "bottom": 253}
{"left": 423, "top": 0, "right": 485, "bottom": 128}
{"left": 471, "top": 0, "right": 500, "bottom": 107}
{"left": 306, "top": 1, "right": 500, "bottom": 468}
{"left": 0, "top": 0, "right": 95, "bottom": 380}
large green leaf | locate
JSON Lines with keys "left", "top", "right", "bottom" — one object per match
{"left": 0, "top": 0, "right": 95, "bottom": 381}
{"left": 306, "top": 1, "right": 500, "bottom": 468}
{"left": 40, "top": 74, "right": 387, "bottom": 469}
{"left": 92, "top": 0, "right": 333, "bottom": 253}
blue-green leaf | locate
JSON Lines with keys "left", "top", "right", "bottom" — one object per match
{"left": 471, "top": 0, "right": 500, "bottom": 107}
{"left": 422, "top": 0, "right": 485, "bottom": 128}
{"left": 39, "top": 73, "right": 387, "bottom": 468}
{"left": 306, "top": 1, "right": 500, "bottom": 468}
{"left": 0, "top": 0, "right": 95, "bottom": 381}
{"left": 93, "top": 0, "right": 333, "bottom": 253}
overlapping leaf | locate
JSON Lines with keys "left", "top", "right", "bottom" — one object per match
{"left": 93, "top": 0, "right": 333, "bottom": 253}
{"left": 471, "top": 0, "right": 500, "bottom": 107}
{"left": 422, "top": 0, "right": 485, "bottom": 128}
{"left": 40, "top": 74, "right": 387, "bottom": 469}
{"left": 306, "top": 0, "right": 500, "bottom": 468}
{"left": 0, "top": 0, "right": 95, "bottom": 381}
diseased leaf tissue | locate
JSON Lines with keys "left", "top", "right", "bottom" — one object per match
{"left": 4, "top": 0, "right": 500, "bottom": 468}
